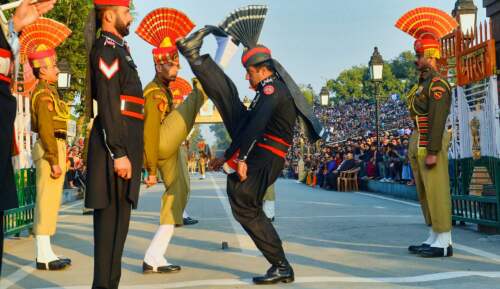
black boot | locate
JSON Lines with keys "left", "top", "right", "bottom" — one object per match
{"left": 408, "top": 243, "right": 430, "bottom": 254}
{"left": 252, "top": 260, "right": 294, "bottom": 285}
{"left": 183, "top": 217, "right": 199, "bottom": 226}
{"left": 36, "top": 259, "right": 70, "bottom": 271}
{"left": 142, "top": 262, "right": 181, "bottom": 274}
{"left": 419, "top": 245, "right": 453, "bottom": 258}
{"left": 177, "top": 25, "right": 228, "bottom": 63}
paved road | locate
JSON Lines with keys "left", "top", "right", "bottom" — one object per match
{"left": 2, "top": 172, "right": 500, "bottom": 289}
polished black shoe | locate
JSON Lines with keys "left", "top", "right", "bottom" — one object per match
{"left": 252, "top": 261, "right": 294, "bottom": 285}
{"left": 408, "top": 243, "right": 430, "bottom": 254}
{"left": 419, "top": 245, "right": 453, "bottom": 258}
{"left": 36, "top": 259, "right": 70, "bottom": 271}
{"left": 142, "top": 262, "right": 181, "bottom": 274}
{"left": 58, "top": 256, "right": 71, "bottom": 265}
{"left": 183, "top": 217, "right": 199, "bottom": 226}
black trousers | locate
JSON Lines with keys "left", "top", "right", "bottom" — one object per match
{"left": 227, "top": 154, "right": 287, "bottom": 265}
{"left": 92, "top": 181, "right": 131, "bottom": 289}
{"left": 190, "top": 56, "right": 288, "bottom": 266}
{"left": 1, "top": 211, "right": 4, "bottom": 277}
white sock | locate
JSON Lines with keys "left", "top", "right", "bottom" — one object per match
{"left": 431, "top": 231, "right": 452, "bottom": 249}
{"left": 144, "top": 225, "right": 175, "bottom": 267}
{"left": 183, "top": 211, "right": 189, "bottom": 219}
{"left": 263, "top": 201, "right": 275, "bottom": 219}
{"left": 36, "top": 235, "right": 59, "bottom": 263}
{"left": 423, "top": 228, "right": 437, "bottom": 245}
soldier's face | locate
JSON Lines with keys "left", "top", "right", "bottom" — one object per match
{"left": 415, "top": 53, "right": 435, "bottom": 71}
{"left": 40, "top": 64, "right": 59, "bottom": 83}
{"left": 157, "top": 61, "right": 179, "bottom": 82}
{"left": 114, "top": 7, "right": 132, "bottom": 37}
{"left": 246, "top": 65, "right": 272, "bottom": 90}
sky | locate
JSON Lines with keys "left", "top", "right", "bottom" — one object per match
{"left": 126, "top": 0, "right": 487, "bottom": 144}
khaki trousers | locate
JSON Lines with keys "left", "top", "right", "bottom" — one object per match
{"left": 409, "top": 131, "right": 452, "bottom": 233}
{"left": 33, "top": 139, "right": 67, "bottom": 235}
{"left": 157, "top": 88, "right": 205, "bottom": 225}
{"left": 263, "top": 184, "right": 276, "bottom": 201}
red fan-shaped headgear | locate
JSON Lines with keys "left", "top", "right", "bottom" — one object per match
{"left": 136, "top": 8, "right": 195, "bottom": 65}
{"left": 19, "top": 18, "right": 71, "bottom": 68}
{"left": 395, "top": 7, "right": 458, "bottom": 58}
{"left": 170, "top": 77, "right": 192, "bottom": 104}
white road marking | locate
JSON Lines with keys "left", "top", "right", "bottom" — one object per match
{"left": 356, "top": 192, "right": 420, "bottom": 207}
{"left": 0, "top": 200, "right": 84, "bottom": 289}
{"left": 0, "top": 265, "right": 35, "bottom": 289}
{"left": 283, "top": 200, "right": 351, "bottom": 207}
{"left": 197, "top": 214, "right": 419, "bottom": 221}
{"left": 208, "top": 176, "right": 259, "bottom": 257}
{"left": 36, "top": 271, "right": 500, "bottom": 289}
{"left": 454, "top": 243, "right": 500, "bottom": 263}
{"left": 356, "top": 192, "right": 500, "bottom": 264}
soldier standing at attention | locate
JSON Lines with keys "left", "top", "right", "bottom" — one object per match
{"left": 396, "top": 7, "right": 458, "bottom": 258}
{"left": 85, "top": 1, "right": 144, "bottom": 288}
{"left": 20, "top": 17, "right": 72, "bottom": 271}
{"left": 135, "top": 7, "right": 207, "bottom": 274}
{"left": 0, "top": 0, "right": 56, "bottom": 277}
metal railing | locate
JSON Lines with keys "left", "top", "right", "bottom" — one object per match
{"left": 3, "top": 169, "right": 36, "bottom": 237}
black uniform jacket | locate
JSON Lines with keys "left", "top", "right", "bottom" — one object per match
{"left": 85, "top": 32, "right": 144, "bottom": 209}
{"left": 191, "top": 55, "right": 297, "bottom": 169}
{"left": 0, "top": 25, "right": 17, "bottom": 211}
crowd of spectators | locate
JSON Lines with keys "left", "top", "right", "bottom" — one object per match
{"left": 65, "top": 140, "right": 86, "bottom": 191}
{"left": 284, "top": 98, "right": 416, "bottom": 188}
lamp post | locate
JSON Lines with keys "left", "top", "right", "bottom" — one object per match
{"left": 369, "top": 47, "right": 384, "bottom": 150}
{"left": 57, "top": 58, "right": 72, "bottom": 90}
{"left": 320, "top": 86, "right": 329, "bottom": 106}
{"left": 452, "top": 0, "right": 478, "bottom": 36}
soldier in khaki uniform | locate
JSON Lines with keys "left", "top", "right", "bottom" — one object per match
{"left": 136, "top": 8, "right": 207, "bottom": 273}
{"left": 396, "top": 7, "right": 458, "bottom": 258}
{"left": 197, "top": 140, "right": 208, "bottom": 179}
{"left": 20, "top": 18, "right": 72, "bottom": 270}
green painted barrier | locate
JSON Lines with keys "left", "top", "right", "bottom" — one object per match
{"left": 451, "top": 157, "right": 500, "bottom": 227}
{"left": 3, "top": 168, "right": 36, "bottom": 237}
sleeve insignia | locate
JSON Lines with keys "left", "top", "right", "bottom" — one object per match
{"left": 47, "top": 101, "right": 54, "bottom": 112}
{"left": 431, "top": 86, "right": 446, "bottom": 93}
{"left": 433, "top": 91, "right": 443, "bottom": 100}
{"left": 99, "top": 57, "right": 119, "bottom": 80}
{"left": 263, "top": 85, "right": 275, "bottom": 96}
{"left": 158, "top": 101, "right": 167, "bottom": 112}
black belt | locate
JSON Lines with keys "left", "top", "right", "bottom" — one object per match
{"left": 257, "top": 134, "right": 291, "bottom": 159}
{"left": 54, "top": 132, "right": 67, "bottom": 140}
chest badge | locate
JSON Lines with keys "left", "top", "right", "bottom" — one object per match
{"left": 263, "top": 85, "right": 275, "bottom": 96}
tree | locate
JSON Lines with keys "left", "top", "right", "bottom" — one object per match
{"left": 299, "top": 84, "right": 315, "bottom": 105}
{"left": 209, "top": 123, "right": 231, "bottom": 151}
{"left": 188, "top": 125, "right": 203, "bottom": 152}
{"left": 47, "top": 0, "right": 93, "bottom": 105}
{"left": 390, "top": 50, "right": 418, "bottom": 94}
{"left": 327, "top": 66, "right": 366, "bottom": 100}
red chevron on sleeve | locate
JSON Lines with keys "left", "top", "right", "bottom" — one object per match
{"left": 99, "top": 58, "right": 119, "bottom": 80}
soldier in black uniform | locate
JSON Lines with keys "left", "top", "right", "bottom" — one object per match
{"left": 84, "top": 1, "right": 143, "bottom": 288}
{"left": 177, "top": 28, "right": 325, "bottom": 285}
{"left": 0, "top": 0, "right": 56, "bottom": 277}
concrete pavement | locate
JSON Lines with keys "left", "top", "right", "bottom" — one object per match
{"left": 2, "top": 172, "right": 500, "bottom": 289}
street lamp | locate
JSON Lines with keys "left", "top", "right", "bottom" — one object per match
{"left": 57, "top": 58, "right": 71, "bottom": 90}
{"left": 320, "top": 86, "right": 329, "bottom": 106}
{"left": 369, "top": 47, "right": 384, "bottom": 150}
{"left": 452, "top": 0, "right": 478, "bottom": 36}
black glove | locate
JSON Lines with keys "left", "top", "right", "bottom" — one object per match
{"left": 176, "top": 25, "right": 228, "bottom": 64}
